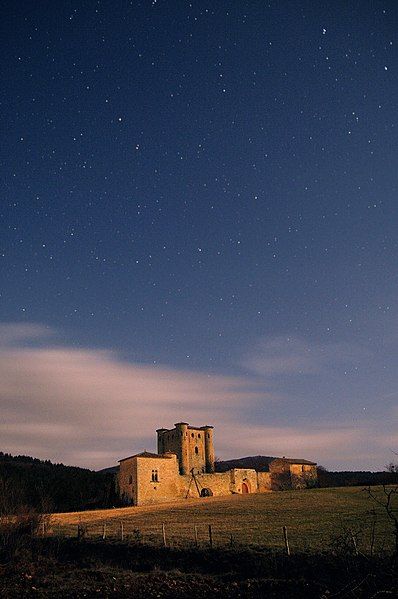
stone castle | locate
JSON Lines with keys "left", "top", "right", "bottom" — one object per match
{"left": 118, "top": 422, "right": 317, "bottom": 506}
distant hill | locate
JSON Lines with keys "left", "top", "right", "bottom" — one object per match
{"left": 98, "top": 465, "right": 119, "bottom": 475}
{"left": 0, "top": 452, "right": 119, "bottom": 513}
{"left": 215, "top": 455, "right": 276, "bottom": 472}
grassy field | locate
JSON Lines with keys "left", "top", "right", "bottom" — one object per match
{"left": 51, "top": 486, "right": 396, "bottom": 553}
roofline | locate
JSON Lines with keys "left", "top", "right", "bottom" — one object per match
{"left": 157, "top": 423, "right": 214, "bottom": 433}
{"left": 271, "top": 458, "right": 317, "bottom": 465}
{"left": 119, "top": 452, "right": 176, "bottom": 463}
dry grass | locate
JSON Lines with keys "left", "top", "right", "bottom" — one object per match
{"left": 50, "top": 486, "right": 397, "bottom": 552}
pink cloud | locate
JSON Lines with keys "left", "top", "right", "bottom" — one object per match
{"left": 0, "top": 324, "right": 392, "bottom": 471}
{"left": 0, "top": 324, "right": 266, "bottom": 467}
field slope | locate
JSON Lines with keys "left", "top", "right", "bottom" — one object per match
{"left": 52, "top": 486, "right": 396, "bottom": 552}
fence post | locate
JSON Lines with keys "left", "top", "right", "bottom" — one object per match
{"left": 370, "top": 510, "right": 376, "bottom": 558}
{"left": 194, "top": 525, "right": 198, "bottom": 547}
{"left": 162, "top": 523, "right": 167, "bottom": 547}
{"left": 350, "top": 530, "right": 358, "bottom": 556}
{"left": 120, "top": 521, "right": 124, "bottom": 541}
{"left": 283, "top": 526, "right": 290, "bottom": 556}
{"left": 208, "top": 524, "right": 213, "bottom": 549}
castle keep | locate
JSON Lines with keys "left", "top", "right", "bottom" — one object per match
{"left": 156, "top": 423, "right": 215, "bottom": 475}
{"left": 118, "top": 422, "right": 317, "bottom": 506}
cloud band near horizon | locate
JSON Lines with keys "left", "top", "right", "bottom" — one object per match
{"left": 0, "top": 323, "right": 395, "bottom": 471}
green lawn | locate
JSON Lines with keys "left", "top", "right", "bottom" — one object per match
{"left": 52, "top": 486, "right": 397, "bottom": 553}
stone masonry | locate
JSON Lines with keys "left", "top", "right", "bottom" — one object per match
{"left": 118, "top": 423, "right": 317, "bottom": 506}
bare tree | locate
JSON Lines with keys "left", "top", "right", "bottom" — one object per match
{"left": 0, "top": 475, "right": 48, "bottom": 564}
{"left": 365, "top": 485, "right": 398, "bottom": 556}
{"left": 0, "top": 475, "right": 24, "bottom": 516}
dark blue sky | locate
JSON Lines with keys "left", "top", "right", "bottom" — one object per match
{"left": 1, "top": 1, "right": 397, "bottom": 469}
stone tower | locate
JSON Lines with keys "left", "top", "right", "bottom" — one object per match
{"left": 156, "top": 422, "right": 215, "bottom": 475}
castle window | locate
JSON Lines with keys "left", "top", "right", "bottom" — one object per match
{"left": 128, "top": 475, "right": 132, "bottom": 484}
{"left": 191, "top": 432, "right": 194, "bottom": 438}
{"left": 195, "top": 446, "right": 199, "bottom": 455}
{"left": 151, "top": 470, "right": 159, "bottom": 482}
{"left": 198, "top": 433, "right": 201, "bottom": 438}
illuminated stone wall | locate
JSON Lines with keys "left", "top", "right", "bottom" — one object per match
{"left": 157, "top": 423, "right": 214, "bottom": 475}
{"left": 118, "top": 427, "right": 316, "bottom": 506}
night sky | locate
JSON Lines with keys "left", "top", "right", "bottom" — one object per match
{"left": 1, "top": 1, "right": 398, "bottom": 470}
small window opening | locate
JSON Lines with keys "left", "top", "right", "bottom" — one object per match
{"left": 195, "top": 446, "right": 199, "bottom": 454}
{"left": 151, "top": 470, "right": 159, "bottom": 482}
{"left": 128, "top": 475, "right": 132, "bottom": 484}
{"left": 198, "top": 433, "right": 201, "bottom": 438}
{"left": 191, "top": 432, "right": 194, "bottom": 437}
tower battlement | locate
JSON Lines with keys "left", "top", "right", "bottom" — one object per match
{"left": 156, "top": 423, "right": 215, "bottom": 474}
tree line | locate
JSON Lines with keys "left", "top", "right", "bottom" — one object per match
{"left": 0, "top": 452, "right": 119, "bottom": 514}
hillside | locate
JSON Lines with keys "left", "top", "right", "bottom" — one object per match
{"left": 3, "top": 484, "right": 398, "bottom": 597}
{"left": 215, "top": 455, "right": 276, "bottom": 472}
{"left": 51, "top": 486, "right": 397, "bottom": 553}
{"left": 0, "top": 452, "right": 118, "bottom": 513}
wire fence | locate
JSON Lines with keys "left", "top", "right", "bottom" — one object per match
{"left": 46, "top": 520, "right": 240, "bottom": 549}
{"left": 40, "top": 517, "right": 392, "bottom": 556}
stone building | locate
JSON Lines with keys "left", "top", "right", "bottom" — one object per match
{"left": 269, "top": 458, "right": 318, "bottom": 490}
{"left": 156, "top": 423, "right": 215, "bottom": 475}
{"left": 118, "top": 422, "right": 317, "bottom": 506}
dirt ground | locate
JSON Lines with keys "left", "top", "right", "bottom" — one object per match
{"left": 1, "top": 538, "right": 397, "bottom": 598}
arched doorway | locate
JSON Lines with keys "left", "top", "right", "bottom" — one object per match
{"left": 241, "top": 482, "right": 249, "bottom": 494}
{"left": 200, "top": 488, "right": 213, "bottom": 497}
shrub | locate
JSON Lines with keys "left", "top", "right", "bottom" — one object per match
{"left": 0, "top": 508, "right": 42, "bottom": 563}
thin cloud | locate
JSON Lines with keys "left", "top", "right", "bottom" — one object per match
{"left": 0, "top": 323, "right": 266, "bottom": 467}
{"left": 243, "top": 335, "right": 372, "bottom": 377}
{"left": 0, "top": 322, "right": 53, "bottom": 347}
{"left": 0, "top": 323, "right": 392, "bottom": 471}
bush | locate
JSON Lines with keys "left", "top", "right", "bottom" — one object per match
{"left": 0, "top": 508, "right": 42, "bottom": 563}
